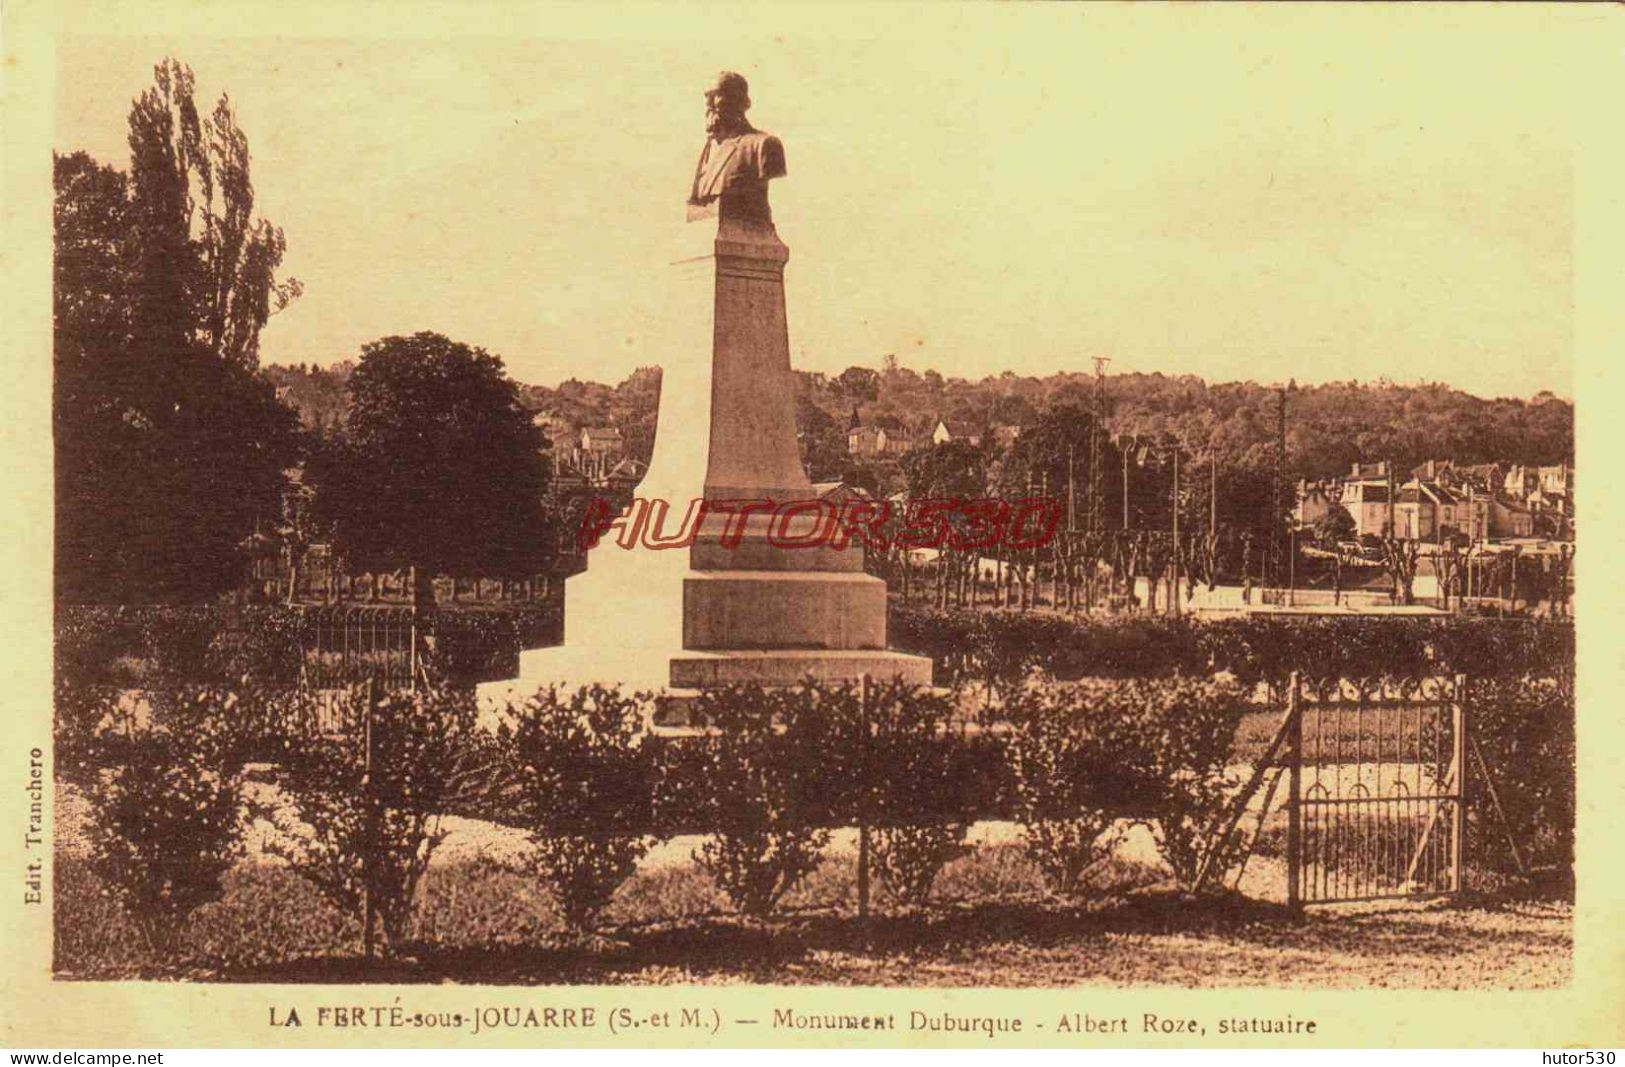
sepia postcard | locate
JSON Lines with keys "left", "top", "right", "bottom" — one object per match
{"left": 2, "top": 0, "right": 1622, "bottom": 1050}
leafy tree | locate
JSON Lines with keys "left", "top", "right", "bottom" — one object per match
{"left": 1313, "top": 505, "right": 1357, "bottom": 547}
{"left": 795, "top": 391, "right": 848, "bottom": 482}
{"left": 901, "top": 439, "right": 987, "bottom": 501}
{"left": 313, "top": 332, "right": 550, "bottom": 578}
{"left": 835, "top": 365, "right": 880, "bottom": 402}
{"left": 54, "top": 58, "right": 302, "bottom": 603}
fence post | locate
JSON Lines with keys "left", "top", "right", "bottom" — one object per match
{"left": 409, "top": 564, "right": 434, "bottom": 692}
{"left": 361, "top": 677, "right": 376, "bottom": 963}
{"left": 856, "top": 673, "right": 871, "bottom": 926}
{"left": 1451, "top": 672, "right": 1468, "bottom": 895}
{"left": 1285, "top": 670, "right": 1303, "bottom": 917}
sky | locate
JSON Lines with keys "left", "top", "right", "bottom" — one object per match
{"left": 52, "top": 4, "right": 1581, "bottom": 399}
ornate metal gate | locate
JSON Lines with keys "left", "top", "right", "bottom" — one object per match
{"left": 1285, "top": 673, "right": 1468, "bottom": 908}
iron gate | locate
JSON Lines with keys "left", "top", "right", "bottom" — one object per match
{"left": 1285, "top": 673, "right": 1468, "bottom": 908}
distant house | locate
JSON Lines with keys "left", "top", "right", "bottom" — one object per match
{"left": 1537, "top": 464, "right": 1572, "bottom": 498}
{"left": 1488, "top": 495, "right": 1534, "bottom": 540}
{"left": 1411, "top": 459, "right": 1453, "bottom": 483}
{"left": 1349, "top": 460, "right": 1392, "bottom": 482}
{"left": 847, "top": 425, "right": 884, "bottom": 458}
{"left": 579, "top": 426, "right": 623, "bottom": 456}
{"left": 1392, "top": 480, "right": 1492, "bottom": 543}
{"left": 849, "top": 417, "right": 914, "bottom": 458}
{"left": 988, "top": 424, "right": 1022, "bottom": 451}
{"left": 532, "top": 412, "right": 579, "bottom": 475}
{"left": 1295, "top": 480, "right": 1338, "bottom": 529}
{"left": 575, "top": 426, "right": 624, "bottom": 483}
{"left": 1392, "top": 485, "right": 1434, "bottom": 541}
{"left": 1338, "top": 480, "right": 1391, "bottom": 539}
{"left": 932, "top": 419, "right": 982, "bottom": 448}
{"left": 812, "top": 480, "right": 875, "bottom": 509}
{"left": 877, "top": 419, "right": 914, "bottom": 457}
{"left": 1454, "top": 462, "right": 1505, "bottom": 495}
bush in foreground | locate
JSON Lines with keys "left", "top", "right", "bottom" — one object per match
{"left": 82, "top": 688, "right": 246, "bottom": 954}
{"left": 260, "top": 684, "right": 478, "bottom": 954}
{"left": 507, "top": 684, "right": 657, "bottom": 934}
{"left": 686, "top": 684, "right": 833, "bottom": 919}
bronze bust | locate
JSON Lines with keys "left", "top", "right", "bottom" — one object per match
{"left": 688, "top": 71, "right": 785, "bottom": 225}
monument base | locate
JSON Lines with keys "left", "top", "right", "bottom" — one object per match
{"left": 475, "top": 640, "right": 934, "bottom": 714}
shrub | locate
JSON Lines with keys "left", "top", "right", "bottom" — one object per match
{"left": 1469, "top": 674, "right": 1574, "bottom": 874}
{"left": 1004, "top": 684, "right": 1138, "bottom": 897}
{"left": 682, "top": 684, "right": 833, "bottom": 919}
{"left": 506, "top": 684, "right": 657, "bottom": 933}
{"left": 1132, "top": 677, "right": 1250, "bottom": 890}
{"left": 260, "top": 683, "right": 479, "bottom": 954}
{"left": 54, "top": 678, "right": 118, "bottom": 789}
{"left": 849, "top": 681, "right": 975, "bottom": 909}
{"left": 81, "top": 688, "right": 246, "bottom": 954}
{"left": 1005, "top": 677, "right": 1247, "bottom": 895}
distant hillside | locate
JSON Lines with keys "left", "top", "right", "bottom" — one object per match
{"left": 261, "top": 358, "right": 1573, "bottom": 484}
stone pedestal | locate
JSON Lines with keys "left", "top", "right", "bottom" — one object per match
{"left": 478, "top": 213, "right": 931, "bottom": 708}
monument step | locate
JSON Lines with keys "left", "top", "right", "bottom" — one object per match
{"left": 683, "top": 569, "right": 887, "bottom": 650}
{"left": 669, "top": 648, "right": 934, "bottom": 689}
{"left": 690, "top": 529, "right": 865, "bottom": 572}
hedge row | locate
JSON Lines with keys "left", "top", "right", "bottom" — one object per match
{"left": 889, "top": 604, "right": 1575, "bottom": 690}
{"left": 62, "top": 668, "right": 1571, "bottom": 961}
{"left": 63, "top": 677, "right": 1250, "bottom": 952}
{"left": 54, "top": 603, "right": 562, "bottom": 688}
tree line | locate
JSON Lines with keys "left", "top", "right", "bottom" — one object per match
{"left": 57, "top": 59, "right": 1573, "bottom": 607}
{"left": 55, "top": 61, "right": 552, "bottom": 605}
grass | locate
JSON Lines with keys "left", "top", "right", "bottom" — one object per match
{"left": 53, "top": 841, "right": 1569, "bottom": 989}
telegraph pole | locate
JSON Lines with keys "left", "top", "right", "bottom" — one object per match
{"left": 1171, "top": 444, "right": 1180, "bottom": 616}
{"left": 1067, "top": 443, "right": 1076, "bottom": 532}
{"left": 1091, "top": 356, "right": 1111, "bottom": 535}
{"left": 1272, "top": 386, "right": 1287, "bottom": 591}
{"left": 1122, "top": 440, "right": 1130, "bottom": 530}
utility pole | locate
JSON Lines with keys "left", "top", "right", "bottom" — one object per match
{"left": 1067, "top": 443, "right": 1076, "bottom": 533}
{"left": 1272, "top": 386, "right": 1288, "bottom": 591}
{"left": 1091, "top": 356, "right": 1111, "bottom": 535}
{"left": 1171, "top": 444, "right": 1180, "bottom": 616}
{"left": 1122, "top": 437, "right": 1130, "bottom": 530}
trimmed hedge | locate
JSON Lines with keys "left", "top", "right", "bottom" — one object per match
{"left": 889, "top": 604, "right": 1574, "bottom": 688}
{"left": 54, "top": 602, "right": 562, "bottom": 689}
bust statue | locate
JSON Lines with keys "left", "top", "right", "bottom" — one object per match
{"left": 688, "top": 71, "right": 786, "bottom": 225}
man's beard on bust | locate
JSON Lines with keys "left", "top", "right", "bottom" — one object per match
{"left": 706, "top": 108, "right": 745, "bottom": 139}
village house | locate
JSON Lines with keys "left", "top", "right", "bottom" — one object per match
{"left": 1337, "top": 462, "right": 1394, "bottom": 538}
{"left": 848, "top": 418, "right": 914, "bottom": 458}
{"left": 1392, "top": 481, "right": 1471, "bottom": 542}
{"left": 1488, "top": 495, "right": 1534, "bottom": 539}
{"left": 1294, "top": 480, "right": 1339, "bottom": 530}
{"left": 932, "top": 418, "right": 982, "bottom": 448}
{"left": 531, "top": 412, "right": 579, "bottom": 476}
{"left": 988, "top": 424, "right": 1022, "bottom": 451}
{"left": 1338, "top": 480, "right": 1391, "bottom": 539}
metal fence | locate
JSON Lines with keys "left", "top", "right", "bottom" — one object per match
{"left": 298, "top": 605, "right": 425, "bottom": 691}
{"left": 1285, "top": 674, "right": 1466, "bottom": 908}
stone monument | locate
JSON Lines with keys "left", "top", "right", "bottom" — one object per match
{"left": 479, "top": 72, "right": 931, "bottom": 705}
